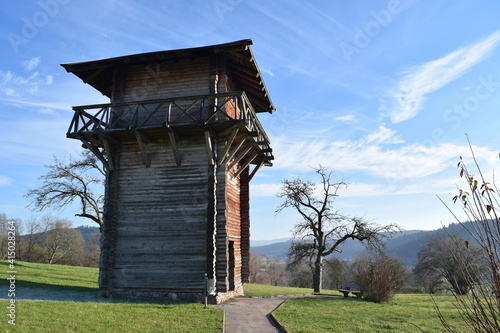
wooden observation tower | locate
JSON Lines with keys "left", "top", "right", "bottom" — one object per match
{"left": 62, "top": 40, "right": 274, "bottom": 303}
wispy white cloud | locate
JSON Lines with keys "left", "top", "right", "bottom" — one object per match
{"left": 251, "top": 176, "right": 458, "bottom": 199}
{"left": 335, "top": 115, "right": 358, "bottom": 123}
{"left": 0, "top": 97, "right": 71, "bottom": 113}
{"left": 250, "top": 183, "right": 282, "bottom": 197}
{"left": 271, "top": 131, "right": 497, "bottom": 182}
{"left": 365, "top": 125, "right": 403, "bottom": 145}
{"left": 0, "top": 118, "right": 82, "bottom": 166}
{"left": 384, "top": 30, "right": 500, "bottom": 123}
{"left": 0, "top": 175, "right": 13, "bottom": 186}
{"left": 251, "top": 139, "right": 497, "bottom": 200}
{"left": 261, "top": 68, "right": 275, "bottom": 77}
{"left": 0, "top": 70, "right": 53, "bottom": 97}
{"left": 23, "top": 57, "right": 41, "bottom": 71}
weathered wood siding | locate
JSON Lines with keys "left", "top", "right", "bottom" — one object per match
{"left": 98, "top": 55, "right": 251, "bottom": 302}
{"left": 107, "top": 55, "right": 235, "bottom": 128}
{"left": 121, "top": 57, "right": 211, "bottom": 101}
{"left": 214, "top": 152, "right": 229, "bottom": 293}
{"left": 239, "top": 168, "right": 250, "bottom": 284}
{"left": 226, "top": 167, "right": 243, "bottom": 291}
{"left": 213, "top": 152, "right": 248, "bottom": 296}
{"left": 100, "top": 135, "right": 214, "bottom": 298}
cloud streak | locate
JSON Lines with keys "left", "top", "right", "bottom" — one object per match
{"left": 365, "top": 125, "right": 403, "bottom": 145}
{"left": 251, "top": 176, "right": 458, "bottom": 199}
{"left": 0, "top": 175, "right": 13, "bottom": 187}
{"left": 0, "top": 70, "right": 53, "bottom": 97}
{"left": 271, "top": 131, "right": 497, "bottom": 182}
{"left": 386, "top": 30, "right": 500, "bottom": 123}
{"left": 23, "top": 57, "right": 41, "bottom": 71}
{"left": 335, "top": 115, "right": 358, "bottom": 123}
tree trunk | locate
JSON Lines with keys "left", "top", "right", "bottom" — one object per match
{"left": 313, "top": 254, "right": 323, "bottom": 293}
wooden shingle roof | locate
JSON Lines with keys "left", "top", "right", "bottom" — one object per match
{"left": 61, "top": 39, "right": 275, "bottom": 114}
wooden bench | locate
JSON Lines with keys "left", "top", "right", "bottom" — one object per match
{"left": 338, "top": 283, "right": 361, "bottom": 298}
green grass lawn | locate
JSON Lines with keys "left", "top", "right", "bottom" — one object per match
{"left": 243, "top": 283, "right": 342, "bottom": 297}
{"left": 0, "top": 262, "right": 465, "bottom": 332}
{"left": 0, "top": 261, "right": 223, "bottom": 332}
{"left": 0, "top": 260, "right": 99, "bottom": 291}
{"left": 10, "top": 301, "right": 222, "bottom": 333}
{"left": 273, "top": 294, "right": 462, "bottom": 333}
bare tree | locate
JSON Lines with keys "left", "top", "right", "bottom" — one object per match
{"left": 277, "top": 166, "right": 399, "bottom": 293}
{"left": 261, "top": 260, "right": 289, "bottom": 286}
{"left": 323, "top": 257, "right": 346, "bottom": 290}
{"left": 287, "top": 258, "right": 314, "bottom": 288}
{"left": 0, "top": 214, "right": 22, "bottom": 261}
{"left": 41, "top": 216, "right": 84, "bottom": 265}
{"left": 414, "top": 235, "right": 483, "bottom": 295}
{"left": 26, "top": 150, "right": 105, "bottom": 229}
{"left": 21, "top": 217, "right": 43, "bottom": 262}
{"left": 82, "top": 230, "right": 101, "bottom": 268}
{"left": 249, "top": 253, "right": 265, "bottom": 283}
{"left": 0, "top": 213, "right": 8, "bottom": 260}
{"left": 414, "top": 267, "right": 446, "bottom": 294}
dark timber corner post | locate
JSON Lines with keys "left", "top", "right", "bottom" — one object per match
{"left": 62, "top": 40, "right": 275, "bottom": 304}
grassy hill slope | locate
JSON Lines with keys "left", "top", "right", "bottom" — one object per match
{"left": 0, "top": 261, "right": 223, "bottom": 332}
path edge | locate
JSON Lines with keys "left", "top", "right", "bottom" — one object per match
{"left": 270, "top": 300, "right": 288, "bottom": 333}
{"left": 222, "top": 308, "right": 226, "bottom": 333}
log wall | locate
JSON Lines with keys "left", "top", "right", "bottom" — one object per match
{"left": 99, "top": 133, "right": 250, "bottom": 302}
{"left": 121, "top": 57, "right": 211, "bottom": 101}
{"left": 97, "top": 54, "right": 251, "bottom": 303}
{"left": 100, "top": 135, "right": 214, "bottom": 300}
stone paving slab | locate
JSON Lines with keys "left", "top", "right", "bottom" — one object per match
{"left": 217, "top": 297, "right": 287, "bottom": 333}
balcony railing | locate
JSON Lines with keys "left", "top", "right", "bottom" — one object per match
{"left": 67, "top": 91, "right": 271, "bottom": 147}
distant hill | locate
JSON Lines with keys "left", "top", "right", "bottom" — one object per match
{"left": 251, "top": 238, "right": 290, "bottom": 247}
{"left": 251, "top": 222, "right": 480, "bottom": 266}
{"left": 75, "top": 225, "right": 100, "bottom": 241}
{"left": 250, "top": 240, "right": 290, "bottom": 258}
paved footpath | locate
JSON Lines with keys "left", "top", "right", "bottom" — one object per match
{"left": 217, "top": 297, "right": 288, "bottom": 333}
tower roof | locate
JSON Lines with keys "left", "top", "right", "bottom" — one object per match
{"left": 61, "top": 39, "right": 275, "bottom": 114}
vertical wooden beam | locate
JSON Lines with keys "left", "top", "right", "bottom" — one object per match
{"left": 101, "top": 158, "right": 120, "bottom": 298}
{"left": 167, "top": 127, "right": 181, "bottom": 166}
{"left": 102, "top": 138, "right": 114, "bottom": 170}
{"left": 239, "top": 167, "right": 250, "bottom": 284}
{"left": 206, "top": 139, "right": 218, "bottom": 286}
{"left": 135, "top": 131, "right": 151, "bottom": 168}
{"left": 204, "top": 129, "right": 214, "bottom": 165}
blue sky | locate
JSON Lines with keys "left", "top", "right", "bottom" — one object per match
{"left": 2, "top": 0, "right": 500, "bottom": 240}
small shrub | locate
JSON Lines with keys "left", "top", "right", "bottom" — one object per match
{"left": 399, "top": 286, "right": 426, "bottom": 294}
{"left": 351, "top": 253, "right": 406, "bottom": 303}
